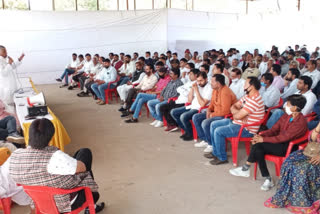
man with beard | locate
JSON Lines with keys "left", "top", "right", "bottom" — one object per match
{"left": 170, "top": 71, "right": 212, "bottom": 141}
{"left": 91, "top": 59, "right": 117, "bottom": 105}
{"left": 124, "top": 67, "right": 170, "bottom": 122}
{"left": 281, "top": 68, "right": 300, "bottom": 101}
{"left": 118, "top": 54, "right": 135, "bottom": 86}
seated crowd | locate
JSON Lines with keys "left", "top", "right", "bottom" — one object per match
{"left": 52, "top": 46, "right": 320, "bottom": 213}
{"left": 0, "top": 45, "right": 320, "bottom": 213}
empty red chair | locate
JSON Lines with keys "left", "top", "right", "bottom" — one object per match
{"left": 21, "top": 185, "right": 95, "bottom": 214}
{"left": 0, "top": 197, "right": 12, "bottom": 214}
{"left": 253, "top": 131, "right": 309, "bottom": 180}
{"left": 104, "top": 75, "right": 121, "bottom": 104}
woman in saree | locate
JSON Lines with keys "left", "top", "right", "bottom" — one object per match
{"left": 264, "top": 121, "right": 320, "bottom": 213}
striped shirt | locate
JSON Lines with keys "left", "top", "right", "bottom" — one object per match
{"left": 233, "top": 93, "right": 265, "bottom": 134}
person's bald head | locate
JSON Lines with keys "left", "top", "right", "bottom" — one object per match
{"left": 0, "top": 45, "right": 7, "bottom": 58}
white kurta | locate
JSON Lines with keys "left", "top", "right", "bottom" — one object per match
{"left": 0, "top": 56, "right": 20, "bottom": 104}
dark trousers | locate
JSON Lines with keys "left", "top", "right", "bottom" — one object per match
{"left": 0, "top": 116, "right": 17, "bottom": 140}
{"left": 79, "top": 76, "right": 89, "bottom": 90}
{"left": 159, "top": 101, "right": 184, "bottom": 126}
{"left": 72, "top": 72, "right": 85, "bottom": 83}
{"left": 125, "top": 88, "right": 138, "bottom": 109}
{"left": 247, "top": 142, "right": 289, "bottom": 177}
{"left": 85, "top": 80, "right": 95, "bottom": 95}
{"left": 71, "top": 148, "right": 99, "bottom": 211}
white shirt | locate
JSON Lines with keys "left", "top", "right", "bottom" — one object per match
{"left": 66, "top": 59, "right": 79, "bottom": 69}
{"left": 229, "top": 78, "right": 245, "bottom": 100}
{"left": 96, "top": 66, "right": 117, "bottom": 83}
{"left": 302, "top": 69, "right": 320, "bottom": 89}
{"left": 259, "top": 61, "right": 268, "bottom": 78}
{"left": 119, "top": 61, "right": 135, "bottom": 76}
{"left": 83, "top": 60, "right": 94, "bottom": 74}
{"left": 260, "top": 85, "right": 280, "bottom": 108}
{"left": 295, "top": 90, "right": 317, "bottom": 115}
{"left": 132, "top": 72, "right": 146, "bottom": 85}
{"left": 281, "top": 78, "right": 299, "bottom": 100}
{"left": 186, "top": 82, "right": 213, "bottom": 110}
{"left": 47, "top": 150, "right": 77, "bottom": 175}
{"left": 176, "top": 81, "right": 196, "bottom": 104}
{"left": 180, "top": 67, "right": 190, "bottom": 84}
{"left": 208, "top": 64, "right": 214, "bottom": 77}
{"left": 195, "top": 61, "right": 203, "bottom": 69}
{"left": 0, "top": 56, "right": 20, "bottom": 104}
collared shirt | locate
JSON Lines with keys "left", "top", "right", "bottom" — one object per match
{"left": 271, "top": 75, "right": 285, "bottom": 92}
{"left": 186, "top": 82, "right": 213, "bottom": 110}
{"left": 119, "top": 61, "right": 135, "bottom": 76}
{"left": 135, "top": 74, "right": 158, "bottom": 91}
{"left": 66, "top": 59, "right": 79, "bottom": 69}
{"left": 233, "top": 93, "right": 265, "bottom": 134}
{"left": 242, "top": 67, "right": 260, "bottom": 80}
{"left": 160, "top": 79, "right": 184, "bottom": 100}
{"left": 83, "top": 60, "right": 93, "bottom": 74}
{"left": 281, "top": 78, "right": 299, "bottom": 100}
{"left": 175, "top": 81, "right": 196, "bottom": 104}
{"left": 0, "top": 56, "right": 19, "bottom": 104}
{"left": 180, "top": 67, "right": 190, "bottom": 84}
{"left": 96, "top": 66, "right": 117, "bottom": 84}
{"left": 302, "top": 69, "right": 320, "bottom": 89}
{"left": 260, "top": 85, "right": 280, "bottom": 108}
{"left": 208, "top": 85, "right": 237, "bottom": 117}
{"left": 261, "top": 113, "right": 307, "bottom": 144}
{"left": 281, "top": 63, "right": 289, "bottom": 77}
{"left": 154, "top": 75, "right": 171, "bottom": 98}
{"left": 259, "top": 62, "right": 268, "bottom": 78}
{"left": 230, "top": 78, "right": 245, "bottom": 100}
{"left": 294, "top": 90, "right": 317, "bottom": 115}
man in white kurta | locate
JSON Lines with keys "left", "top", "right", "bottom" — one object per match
{"left": 0, "top": 46, "right": 24, "bottom": 105}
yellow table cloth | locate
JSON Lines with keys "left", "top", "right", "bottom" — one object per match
{"left": 22, "top": 79, "right": 71, "bottom": 151}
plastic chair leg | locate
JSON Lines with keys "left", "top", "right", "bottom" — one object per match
{"left": 231, "top": 138, "right": 239, "bottom": 167}
{"left": 245, "top": 141, "right": 251, "bottom": 155}
{"left": 275, "top": 161, "right": 282, "bottom": 177}
{"left": 0, "top": 197, "right": 12, "bottom": 214}
{"left": 190, "top": 121, "right": 197, "bottom": 142}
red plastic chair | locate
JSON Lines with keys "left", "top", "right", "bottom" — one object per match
{"left": 21, "top": 185, "right": 95, "bottom": 214}
{"left": 0, "top": 197, "right": 12, "bottom": 214}
{"left": 162, "top": 97, "right": 178, "bottom": 127}
{"left": 263, "top": 98, "right": 284, "bottom": 125}
{"left": 298, "top": 142, "right": 308, "bottom": 150}
{"left": 225, "top": 113, "right": 269, "bottom": 167}
{"left": 304, "top": 112, "right": 317, "bottom": 122}
{"left": 253, "top": 131, "right": 309, "bottom": 180}
{"left": 104, "top": 75, "right": 121, "bottom": 104}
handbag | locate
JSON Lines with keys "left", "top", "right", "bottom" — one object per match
{"left": 303, "top": 141, "right": 320, "bottom": 158}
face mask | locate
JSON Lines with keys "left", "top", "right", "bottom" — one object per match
{"left": 260, "top": 82, "right": 266, "bottom": 87}
{"left": 232, "top": 78, "right": 239, "bottom": 82}
{"left": 244, "top": 86, "right": 251, "bottom": 95}
{"left": 285, "top": 105, "right": 293, "bottom": 115}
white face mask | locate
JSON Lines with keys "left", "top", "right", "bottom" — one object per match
{"left": 232, "top": 78, "right": 239, "bottom": 82}
{"left": 285, "top": 105, "right": 293, "bottom": 115}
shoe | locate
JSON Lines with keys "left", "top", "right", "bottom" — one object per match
{"left": 56, "top": 78, "right": 62, "bottom": 82}
{"left": 59, "top": 84, "right": 68, "bottom": 88}
{"left": 210, "top": 159, "right": 228, "bottom": 165}
{"left": 96, "top": 100, "right": 103, "bottom": 104}
{"left": 180, "top": 133, "right": 187, "bottom": 139}
{"left": 84, "top": 202, "right": 105, "bottom": 214}
{"left": 6, "top": 133, "right": 25, "bottom": 144}
{"left": 98, "top": 101, "right": 106, "bottom": 105}
{"left": 78, "top": 92, "right": 90, "bottom": 97}
{"left": 68, "top": 86, "right": 74, "bottom": 90}
{"left": 182, "top": 135, "right": 193, "bottom": 141}
{"left": 118, "top": 107, "right": 126, "bottom": 112}
{"left": 154, "top": 121, "right": 164, "bottom": 128}
{"left": 125, "top": 118, "right": 138, "bottom": 123}
{"left": 229, "top": 167, "right": 250, "bottom": 178}
{"left": 150, "top": 120, "right": 158, "bottom": 126}
{"left": 203, "top": 153, "right": 217, "bottom": 159}
{"left": 261, "top": 179, "right": 274, "bottom": 191}
{"left": 203, "top": 145, "right": 213, "bottom": 153}
{"left": 121, "top": 111, "right": 130, "bottom": 117}
{"left": 194, "top": 140, "right": 208, "bottom": 148}
{"left": 165, "top": 125, "right": 178, "bottom": 132}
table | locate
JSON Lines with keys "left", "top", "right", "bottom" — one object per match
{"left": 13, "top": 78, "right": 70, "bottom": 151}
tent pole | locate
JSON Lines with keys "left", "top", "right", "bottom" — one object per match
{"left": 298, "top": 0, "right": 300, "bottom": 11}
{"left": 246, "top": 0, "right": 248, "bottom": 14}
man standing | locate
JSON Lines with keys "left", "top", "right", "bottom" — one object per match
{"left": 91, "top": 59, "right": 117, "bottom": 105}
{"left": 0, "top": 45, "right": 25, "bottom": 104}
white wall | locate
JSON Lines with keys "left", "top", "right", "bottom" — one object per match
{"left": 0, "top": 9, "right": 167, "bottom": 84}
{"left": 1, "top": 8, "right": 320, "bottom": 84}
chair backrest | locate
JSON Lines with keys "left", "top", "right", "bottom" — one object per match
{"left": 21, "top": 185, "right": 94, "bottom": 214}
{"left": 285, "top": 131, "right": 309, "bottom": 158}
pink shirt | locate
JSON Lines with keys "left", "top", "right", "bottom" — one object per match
{"left": 271, "top": 75, "right": 284, "bottom": 92}
{"left": 154, "top": 75, "right": 170, "bottom": 98}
